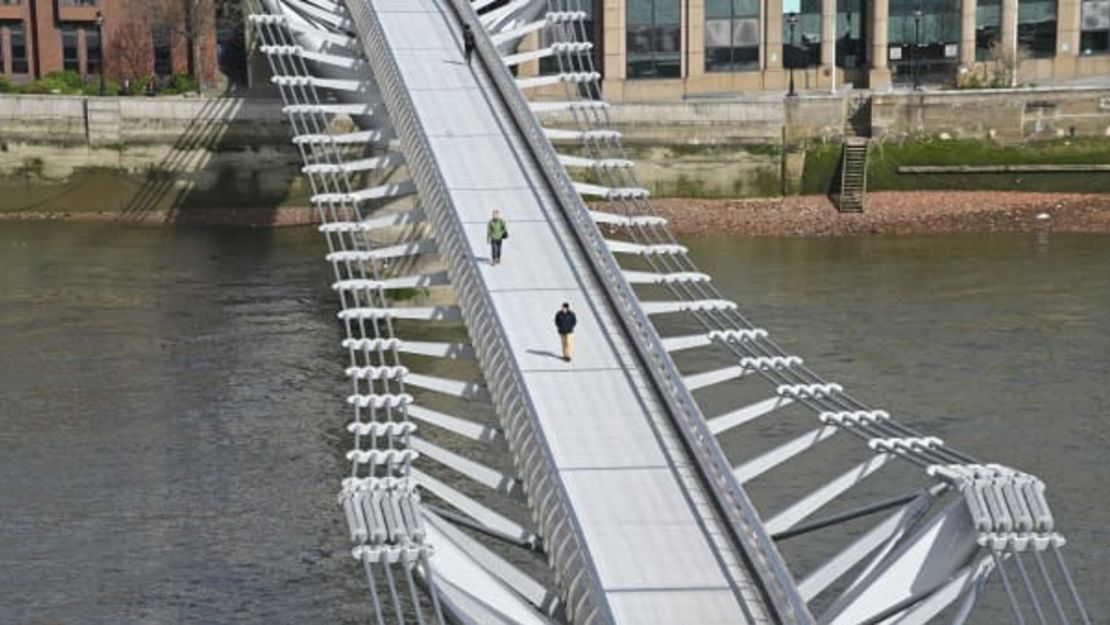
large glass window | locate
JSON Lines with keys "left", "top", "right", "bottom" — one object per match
{"left": 705, "top": 0, "right": 760, "bottom": 72}
{"left": 10, "top": 21, "right": 27, "bottom": 74}
{"left": 976, "top": 0, "right": 1001, "bottom": 60}
{"left": 889, "top": 0, "right": 960, "bottom": 81}
{"left": 1019, "top": 0, "right": 1056, "bottom": 57}
{"left": 85, "top": 25, "right": 101, "bottom": 75}
{"left": 626, "top": 0, "right": 681, "bottom": 78}
{"left": 784, "top": 0, "right": 821, "bottom": 68}
{"left": 153, "top": 27, "right": 172, "bottom": 77}
{"left": 62, "top": 25, "right": 79, "bottom": 73}
{"left": 837, "top": 0, "right": 865, "bottom": 68}
{"left": 1081, "top": 0, "right": 1110, "bottom": 54}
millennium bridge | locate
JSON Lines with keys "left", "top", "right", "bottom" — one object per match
{"left": 247, "top": 1, "right": 1092, "bottom": 623}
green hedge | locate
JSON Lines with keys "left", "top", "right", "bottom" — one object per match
{"left": 1, "top": 71, "right": 198, "bottom": 97}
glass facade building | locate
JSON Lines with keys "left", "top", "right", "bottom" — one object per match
{"left": 513, "top": 0, "right": 1110, "bottom": 100}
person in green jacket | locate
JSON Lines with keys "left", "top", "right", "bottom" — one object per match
{"left": 487, "top": 209, "right": 508, "bottom": 266}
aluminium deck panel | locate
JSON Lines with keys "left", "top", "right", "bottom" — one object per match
{"left": 368, "top": 1, "right": 760, "bottom": 622}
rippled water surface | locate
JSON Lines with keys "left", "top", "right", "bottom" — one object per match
{"left": 1, "top": 223, "right": 1106, "bottom": 623}
{"left": 0, "top": 224, "right": 367, "bottom": 624}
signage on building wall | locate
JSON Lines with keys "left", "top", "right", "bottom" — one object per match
{"left": 945, "top": 44, "right": 958, "bottom": 58}
{"left": 889, "top": 47, "right": 903, "bottom": 60}
{"left": 783, "top": 0, "right": 801, "bottom": 14}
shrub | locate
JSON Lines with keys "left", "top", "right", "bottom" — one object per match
{"left": 80, "top": 78, "right": 120, "bottom": 96}
{"left": 129, "top": 75, "right": 152, "bottom": 96}
{"left": 40, "top": 70, "right": 85, "bottom": 93}
{"left": 0, "top": 76, "right": 15, "bottom": 93}
{"left": 161, "top": 73, "right": 199, "bottom": 95}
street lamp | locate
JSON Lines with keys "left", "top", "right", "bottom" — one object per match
{"left": 912, "top": 7, "right": 923, "bottom": 91}
{"left": 96, "top": 11, "right": 106, "bottom": 96}
{"left": 787, "top": 12, "right": 798, "bottom": 97}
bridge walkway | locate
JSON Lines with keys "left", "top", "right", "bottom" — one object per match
{"left": 362, "top": 0, "right": 770, "bottom": 622}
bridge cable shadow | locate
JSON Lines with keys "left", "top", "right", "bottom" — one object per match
{"left": 119, "top": 90, "right": 284, "bottom": 226}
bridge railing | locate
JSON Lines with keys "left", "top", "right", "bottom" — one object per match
{"left": 341, "top": 2, "right": 617, "bottom": 623}
{"left": 445, "top": 1, "right": 815, "bottom": 623}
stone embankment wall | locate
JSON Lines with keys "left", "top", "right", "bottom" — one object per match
{"left": 1, "top": 87, "right": 1109, "bottom": 211}
{"left": 539, "top": 87, "right": 1110, "bottom": 197}
{"left": 870, "top": 88, "right": 1110, "bottom": 141}
{"left": 0, "top": 95, "right": 307, "bottom": 216}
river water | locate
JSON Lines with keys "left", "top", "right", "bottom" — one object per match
{"left": 0, "top": 223, "right": 1105, "bottom": 623}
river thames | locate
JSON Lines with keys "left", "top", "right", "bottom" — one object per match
{"left": 1, "top": 223, "right": 1105, "bottom": 623}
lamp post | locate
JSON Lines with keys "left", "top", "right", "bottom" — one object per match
{"left": 912, "top": 7, "right": 923, "bottom": 90}
{"left": 96, "top": 11, "right": 106, "bottom": 96}
{"left": 787, "top": 12, "right": 798, "bottom": 97}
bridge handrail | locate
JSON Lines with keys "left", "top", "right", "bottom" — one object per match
{"left": 342, "top": 2, "right": 617, "bottom": 623}
{"left": 448, "top": 1, "right": 814, "bottom": 623}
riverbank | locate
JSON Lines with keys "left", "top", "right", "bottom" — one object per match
{"left": 2, "top": 191, "right": 1108, "bottom": 237}
{"left": 653, "top": 192, "right": 1110, "bottom": 237}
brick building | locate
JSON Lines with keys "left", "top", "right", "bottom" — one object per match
{"left": 0, "top": 0, "right": 218, "bottom": 86}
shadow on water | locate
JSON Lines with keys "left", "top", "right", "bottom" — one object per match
{"left": 118, "top": 89, "right": 294, "bottom": 227}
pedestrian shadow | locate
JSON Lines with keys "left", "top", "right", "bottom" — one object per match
{"left": 526, "top": 349, "right": 564, "bottom": 362}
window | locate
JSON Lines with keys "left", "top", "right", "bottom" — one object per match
{"left": 153, "top": 27, "right": 172, "bottom": 77}
{"left": 85, "top": 25, "right": 101, "bottom": 75}
{"left": 1081, "top": 0, "right": 1110, "bottom": 55}
{"left": 976, "top": 0, "right": 1001, "bottom": 60}
{"left": 837, "top": 0, "right": 865, "bottom": 68}
{"left": 1019, "top": 0, "right": 1056, "bottom": 57}
{"left": 626, "top": 0, "right": 681, "bottom": 78}
{"left": 60, "top": 0, "right": 97, "bottom": 6}
{"left": 784, "top": 0, "right": 822, "bottom": 68}
{"left": 10, "top": 21, "right": 27, "bottom": 74}
{"left": 889, "top": 0, "right": 960, "bottom": 82}
{"left": 62, "top": 25, "right": 79, "bottom": 72}
{"left": 706, "top": 0, "right": 760, "bottom": 72}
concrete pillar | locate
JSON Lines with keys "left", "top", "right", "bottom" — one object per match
{"left": 765, "top": 0, "right": 784, "bottom": 70}
{"left": 1056, "top": 0, "right": 1081, "bottom": 58}
{"left": 868, "top": 0, "right": 891, "bottom": 87}
{"left": 821, "top": 0, "right": 836, "bottom": 78}
{"left": 602, "top": 0, "right": 625, "bottom": 84}
{"left": 1000, "top": 0, "right": 1018, "bottom": 59}
{"left": 960, "top": 0, "right": 978, "bottom": 68}
{"left": 688, "top": 0, "right": 706, "bottom": 78}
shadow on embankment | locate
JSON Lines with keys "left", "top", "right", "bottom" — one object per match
{"left": 119, "top": 88, "right": 303, "bottom": 228}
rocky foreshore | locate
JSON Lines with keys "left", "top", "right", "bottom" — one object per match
{"left": 652, "top": 192, "right": 1110, "bottom": 237}
{"left": 2, "top": 191, "right": 1108, "bottom": 236}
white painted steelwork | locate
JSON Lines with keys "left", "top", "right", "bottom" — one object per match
{"left": 249, "top": 0, "right": 1093, "bottom": 624}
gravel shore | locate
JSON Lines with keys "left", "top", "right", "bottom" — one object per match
{"left": 652, "top": 191, "right": 1110, "bottom": 237}
{"left": 3, "top": 191, "right": 1108, "bottom": 236}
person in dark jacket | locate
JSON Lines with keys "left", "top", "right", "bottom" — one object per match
{"left": 462, "top": 23, "right": 476, "bottom": 64}
{"left": 554, "top": 303, "right": 577, "bottom": 362}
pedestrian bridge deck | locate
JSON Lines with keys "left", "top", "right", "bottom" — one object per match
{"left": 368, "top": 0, "right": 765, "bottom": 622}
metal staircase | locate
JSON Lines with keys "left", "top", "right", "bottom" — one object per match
{"left": 838, "top": 137, "right": 870, "bottom": 212}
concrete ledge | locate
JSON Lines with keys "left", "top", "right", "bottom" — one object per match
{"left": 0, "top": 94, "right": 290, "bottom": 145}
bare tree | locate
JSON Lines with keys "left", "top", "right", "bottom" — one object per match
{"left": 149, "top": 0, "right": 216, "bottom": 91}
{"left": 110, "top": 14, "right": 154, "bottom": 81}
